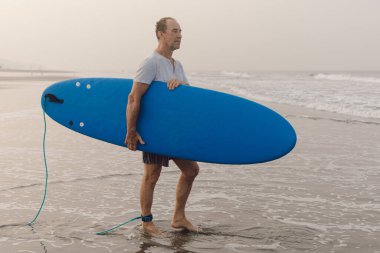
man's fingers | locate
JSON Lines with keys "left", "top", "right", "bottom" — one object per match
{"left": 167, "top": 80, "right": 173, "bottom": 90}
{"left": 138, "top": 135, "right": 145, "bottom": 145}
{"left": 125, "top": 131, "right": 144, "bottom": 151}
{"left": 167, "top": 80, "right": 181, "bottom": 90}
{"left": 126, "top": 139, "right": 137, "bottom": 150}
{"left": 128, "top": 143, "right": 136, "bottom": 151}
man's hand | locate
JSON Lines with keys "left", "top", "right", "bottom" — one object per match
{"left": 167, "top": 79, "right": 183, "bottom": 90}
{"left": 125, "top": 130, "right": 145, "bottom": 151}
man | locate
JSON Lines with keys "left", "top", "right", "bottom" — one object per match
{"left": 125, "top": 17, "right": 200, "bottom": 235}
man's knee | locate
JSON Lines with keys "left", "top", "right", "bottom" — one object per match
{"left": 173, "top": 159, "right": 200, "bottom": 180}
{"left": 183, "top": 164, "right": 199, "bottom": 180}
{"left": 143, "top": 164, "right": 162, "bottom": 186}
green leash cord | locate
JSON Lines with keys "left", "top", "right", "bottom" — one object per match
{"left": 28, "top": 100, "right": 48, "bottom": 226}
{"left": 96, "top": 216, "right": 141, "bottom": 235}
{"left": 28, "top": 97, "right": 147, "bottom": 234}
{"left": 97, "top": 214, "right": 153, "bottom": 235}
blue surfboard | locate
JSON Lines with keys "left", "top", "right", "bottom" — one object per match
{"left": 41, "top": 78, "right": 296, "bottom": 164}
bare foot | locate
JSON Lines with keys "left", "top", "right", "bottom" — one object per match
{"left": 142, "top": 221, "right": 163, "bottom": 236}
{"left": 171, "top": 217, "right": 201, "bottom": 232}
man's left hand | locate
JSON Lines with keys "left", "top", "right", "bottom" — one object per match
{"left": 167, "top": 79, "right": 183, "bottom": 90}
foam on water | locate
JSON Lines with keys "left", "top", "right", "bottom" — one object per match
{"left": 313, "top": 73, "right": 380, "bottom": 83}
{"left": 189, "top": 71, "right": 380, "bottom": 120}
{"left": 220, "top": 71, "right": 252, "bottom": 79}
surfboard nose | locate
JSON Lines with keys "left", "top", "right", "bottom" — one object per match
{"left": 41, "top": 80, "right": 66, "bottom": 109}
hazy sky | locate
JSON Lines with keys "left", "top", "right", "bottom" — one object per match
{"left": 1, "top": 0, "right": 380, "bottom": 71}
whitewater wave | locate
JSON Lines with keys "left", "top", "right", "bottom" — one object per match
{"left": 221, "top": 71, "right": 251, "bottom": 78}
{"left": 221, "top": 85, "right": 380, "bottom": 120}
{"left": 313, "top": 73, "right": 380, "bottom": 84}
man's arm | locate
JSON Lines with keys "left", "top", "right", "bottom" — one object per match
{"left": 125, "top": 82, "right": 149, "bottom": 151}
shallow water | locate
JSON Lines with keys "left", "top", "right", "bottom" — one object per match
{"left": 1, "top": 74, "right": 379, "bottom": 252}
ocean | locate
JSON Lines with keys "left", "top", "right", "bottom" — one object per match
{"left": 188, "top": 71, "right": 380, "bottom": 121}
{"left": 0, "top": 71, "right": 379, "bottom": 252}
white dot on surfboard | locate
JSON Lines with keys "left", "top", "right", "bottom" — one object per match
{"left": 79, "top": 122, "right": 84, "bottom": 127}
{"left": 86, "top": 84, "right": 91, "bottom": 89}
{"left": 76, "top": 82, "right": 81, "bottom": 87}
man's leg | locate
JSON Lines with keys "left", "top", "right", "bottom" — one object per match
{"left": 171, "top": 159, "right": 200, "bottom": 231}
{"left": 140, "top": 163, "right": 162, "bottom": 235}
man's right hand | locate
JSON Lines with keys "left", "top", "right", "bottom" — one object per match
{"left": 125, "top": 130, "right": 145, "bottom": 151}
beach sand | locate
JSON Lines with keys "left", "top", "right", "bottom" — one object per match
{"left": 0, "top": 77, "right": 379, "bottom": 252}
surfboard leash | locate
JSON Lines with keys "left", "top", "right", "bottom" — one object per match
{"left": 28, "top": 94, "right": 63, "bottom": 226}
{"left": 96, "top": 214, "right": 153, "bottom": 235}
{"left": 29, "top": 94, "right": 150, "bottom": 235}
{"left": 28, "top": 98, "right": 49, "bottom": 226}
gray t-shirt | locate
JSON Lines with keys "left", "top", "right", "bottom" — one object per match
{"left": 134, "top": 51, "right": 189, "bottom": 85}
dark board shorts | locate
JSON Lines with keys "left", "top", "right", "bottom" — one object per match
{"left": 143, "top": 152, "right": 171, "bottom": 167}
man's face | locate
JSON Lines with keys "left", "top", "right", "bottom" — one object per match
{"left": 161, "top": 19, "right": 182, "bottom": 51}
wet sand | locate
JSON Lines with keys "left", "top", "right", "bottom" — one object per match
{"left": 0, "top": 78, "right": 379, "bottom": 252}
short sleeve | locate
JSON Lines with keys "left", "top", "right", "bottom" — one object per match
{"left": 134, "top": 57, "right": 157, "bottom": 85}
